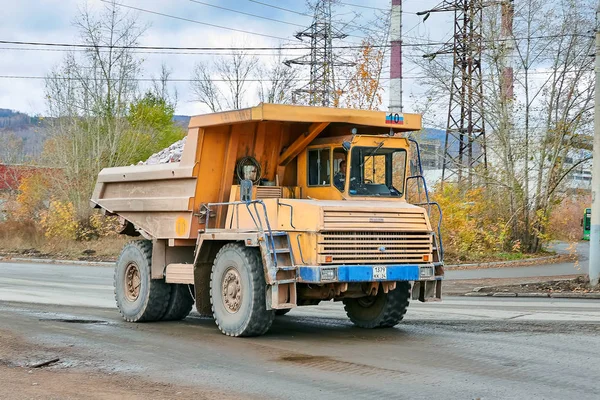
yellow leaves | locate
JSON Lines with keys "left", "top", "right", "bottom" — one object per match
{"left": 13, "top": 173, "right": 50, "bottom": 221}
{"left": 433, "top": 183, "right": 510, "bottom": 261}
{"left": 345, "top": 40, "right": 385, "bottom": 110}
{"left": 40, "top": 200, "right": 78, "bottom": 241}
{"left": 547, "top": 194, "right": 590, "bottom": 242}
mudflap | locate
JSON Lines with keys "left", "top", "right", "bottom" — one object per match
{"left": 412, "top": 279, "right": 442, "bottom": 302}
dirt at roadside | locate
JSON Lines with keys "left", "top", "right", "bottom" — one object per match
{"left": 0, "top": 329, "right": 244, "bottom": 400}
{"left": 475, "top": 275, "right": 600, "bottom": 294}
{"left": 442, "top": 275, "right": 585, "bottom": 296}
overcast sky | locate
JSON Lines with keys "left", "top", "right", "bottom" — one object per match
{"left": 0, "top": 0, "right": 451, "bottom": 117}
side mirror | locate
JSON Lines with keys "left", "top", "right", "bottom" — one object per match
{"left": 342, "top": 141, "right": 351, "bottom": 152}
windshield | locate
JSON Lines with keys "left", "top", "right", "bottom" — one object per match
{"left": 348, "top": 146, "right": 406, "bottom": 197}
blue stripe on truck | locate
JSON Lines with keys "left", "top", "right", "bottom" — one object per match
{"left": 297, "top": 265, "right": 421, "bottom": 283}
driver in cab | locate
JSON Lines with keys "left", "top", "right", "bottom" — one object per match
{"left": 334, "top": 160, "right": 346, "bottom": 191}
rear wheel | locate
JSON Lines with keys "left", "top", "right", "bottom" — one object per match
{"left": 210, "top": 243, "right": 274, "bottom": 337}
{"left": 161, "top": 284, "right": 195, "bottom": 321}
{"left": 343, "top": 282, "right": 410, "bottom": 328}
{"left": 275, "top": 308, "right": 291, "bottom": 316}
{"left": 114, "top": 240, "right": 170, "bottom": 322}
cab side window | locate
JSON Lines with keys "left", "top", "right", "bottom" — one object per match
{"left": 308, "top": 148, "right": 331, "bottom": 186}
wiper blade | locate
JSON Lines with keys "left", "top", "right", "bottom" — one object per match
{"left": 360, "top": 141, "right": 385, "bottom": 168}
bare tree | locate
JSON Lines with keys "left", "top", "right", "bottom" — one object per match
{"left": 191, "top": 50, "right": 258, "bottom": 111}
{"left": 258, "top": 49, "right": 299, "bottom": 104}
{"left": 191, "top": 62, "right": 223, "bottom": 112}
{"left": 152, "top": 63, "right": 178, "bottom": 109}
{"left": 216, "top": 50, "right": 258, "bottom": 110}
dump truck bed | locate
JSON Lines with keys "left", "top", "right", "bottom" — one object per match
{"left": 91, "top": 103, "right": 422, "bottom": 240}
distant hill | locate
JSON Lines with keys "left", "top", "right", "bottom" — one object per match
{"left": 0, "top": 109, "right": 42, "bottom": 129}
{"left": 173, "top": 115, "right": 191, "bottom": 129}
{"left": 0, "top": 109, "right": 47, "bottom": 161}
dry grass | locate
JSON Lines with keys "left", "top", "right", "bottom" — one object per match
{"left": 0, "top": 221, "right": 126, "bottom": 261}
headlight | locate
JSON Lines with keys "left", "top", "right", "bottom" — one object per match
{"left": 420, "top": 266, "right": 434, "bottom": 278}
{"left": 321, "top": 268, "right": 337, "bottom": 281}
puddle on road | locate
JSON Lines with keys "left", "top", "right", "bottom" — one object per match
{"left": 40, "top": 318, "right": 109, "bottom": 325}
{"left": 279, "top": 353, "right": 405, "bottom": 377}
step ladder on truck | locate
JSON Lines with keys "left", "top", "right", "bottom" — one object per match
{"left": 91, "top": 104, "right": 444, "bottom": 337}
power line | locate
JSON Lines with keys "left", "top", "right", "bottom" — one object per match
{"left": 0, "top": 32, "right": 591, "bottom": 53}
{"left": 0, "top": 46, "right": 306, "bottom": 57}
{"left": 2, "top": 68, "right": 590, "bottom": 83}
{"left": 0, "top": 39, "right": 385, "bottom": 50}
{"left": 100, "top": 0, "right": 293, "bottom": 42}
{"left": 245, "top": 0, "right": 384, "bottom": 40}
{"left": 248, "top": 0, "right": 311, "bottom": 18}
{"left": 188, "top": 0, "right": 305, "bottom": 28}
{"left": 337, "top": 2, "right": 388, "bottom": 11}
{"left": 337, "top": 1, "right": 417, "bottom": 14}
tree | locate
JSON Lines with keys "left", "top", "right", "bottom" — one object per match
{"left": 125, "top": 92, "right": 185, "bottom": 163}
{"left": 43, "top": 1, "right": 180, "bottom": 217}
{"left": 258, "top": 49, "right": 299, "bottom": 104}
{"left": 413, "top": 0, "right": 596, "bottom": 253}
{"left": 191, "top": 49, "right": 258, "bottom": 111}
{"left": 344, "top": 40, "right": 385, "bottom": 110}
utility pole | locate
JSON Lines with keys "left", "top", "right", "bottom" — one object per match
{"left": 285, "top": 0, "right": 353, "bottom": 106}
{"left": 589, "top": 3, "right": 600, "bottom": 286}
{"left": 389, "top": 0, "right": 403, "bottom": 113}
{"left": 417, "top": 0, "right": 489, "bottom": 186}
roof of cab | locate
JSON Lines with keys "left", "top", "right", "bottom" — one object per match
{"left": 188, "top": 103, "right": 422, "bottom": 131}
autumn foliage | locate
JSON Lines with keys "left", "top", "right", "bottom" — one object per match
{"left": 344, "top": 40, "right": 385, "bottom": 110}
{"left": 432, "top": 183, "right": 511, "bottom": 262}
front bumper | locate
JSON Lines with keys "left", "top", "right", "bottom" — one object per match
{"left": 297, "top": 264, "right": 441, "bottom": 284}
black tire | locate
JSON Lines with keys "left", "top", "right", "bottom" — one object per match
{"left": 210, "top": 243, "right": 274, "bottom": 337}
{"left": 161, "top": 284, "right": 195, "bottom": 321}
{"left": 343, "top": 282, "right": 410, "bottom": 328}
{"left": 275, "top": 308, "right": 291, "bottom": 316}
{"left": 114, "top": 240, "right": 170, "bottom": 322}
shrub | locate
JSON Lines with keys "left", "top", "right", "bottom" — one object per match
{"left": 433, "top": 183, "right": 510, "bottom": 262}
{"left": 13, "top": 173, "right": 50, "bottom": 221}
{"left": 40, "top": 200, "right": 78, "bottom": 240}
{"left": 77, "top": 213, "right": 119, "bottom": 241}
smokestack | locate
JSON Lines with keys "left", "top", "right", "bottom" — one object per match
{"left": 389, "top": 0, "right": 402, "bottom": 113}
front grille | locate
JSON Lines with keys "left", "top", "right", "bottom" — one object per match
{"left": 322, "top": 209, "right": 429, "bottom": 231}
{"left": 318, "top": 231, "right": 432, "bottom": 264}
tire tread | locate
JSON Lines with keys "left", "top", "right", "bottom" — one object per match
{"left": 210, "top": 243, "right": 274, "bottom": 337}
{"left": 344, "top": 282, "right": 410, "bottom": 329}
{"left": 114, "top": 240, "right": 171, "bottom": 322}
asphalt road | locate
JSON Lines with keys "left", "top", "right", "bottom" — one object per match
{"left": 446, "top": 241, "right": 588, "bottom": 280}
{"left": 1, "top": 260, "right": 599, "bottom": 399}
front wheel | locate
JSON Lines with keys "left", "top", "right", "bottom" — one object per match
{"left": 343, "top": 282, "right": 410, "bottom": 328}
{"left": 210, "top": 243, "right": 274, "bottom": 337}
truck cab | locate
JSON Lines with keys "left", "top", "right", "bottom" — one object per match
{"left": 91, "top": 104, "right": 443, "bottom": 337}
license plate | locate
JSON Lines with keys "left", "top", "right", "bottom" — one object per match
{"left": 373, "top": 266, "right": 387, "bottom": 280}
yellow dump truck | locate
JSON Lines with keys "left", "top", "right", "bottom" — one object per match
{"left": 91, "top": 104, "right": 444, "bottom": 337}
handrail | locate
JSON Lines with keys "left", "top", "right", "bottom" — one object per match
{"left": 204, "top": 199, "right": 278, "bottom": 267}
{"left": 278, "top": 202, "right": 296, "bottom": 229}
{"left": 406, "top": 175, "right": 431, "bottom": 215}
{"left": 413, "top": 201, "right": 444, "bottom": 261}
{"left": 407, "top": 137, "right": 444, "bottom": 262}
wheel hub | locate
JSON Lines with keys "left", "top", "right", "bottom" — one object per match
{"left": 222, "top": 267, "right": 242, "bottom": 313}
{"left": 124, "top": 262, "right": 141, "bottom": 301}
{"left": 357, "top": 296, "right": 377, "bottom": 308}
